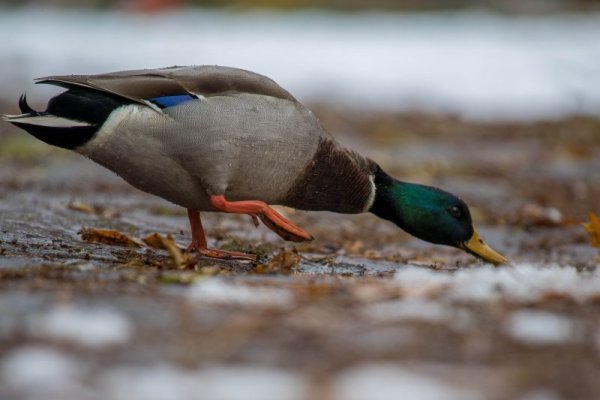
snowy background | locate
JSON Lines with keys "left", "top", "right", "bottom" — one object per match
{"left": 1, "top": 8, "right": 600, "bottom": 120}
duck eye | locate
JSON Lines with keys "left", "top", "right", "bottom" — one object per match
{"left": 448, "top": 205, "right": 462, "bottom": 218}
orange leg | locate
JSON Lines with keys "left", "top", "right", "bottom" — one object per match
{"left": 209, "top": 195, "right": 313, "bottom": 243}
{"left": 186, "top": 209, "right": 257, "bottom": 261}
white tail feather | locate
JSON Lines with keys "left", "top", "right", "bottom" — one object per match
{"left": 3, "top": 114, "right": 91, "bottom": 128}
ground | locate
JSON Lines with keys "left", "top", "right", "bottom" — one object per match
{"left": 0, "top": 107, "right": 599, "bottom": 400}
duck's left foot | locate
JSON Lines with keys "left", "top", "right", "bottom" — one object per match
{"left": 209, "top": 195, "right": 313, "bottom": 242}
{"left": 186, "top": 209, "right": 257, "bottom": 261}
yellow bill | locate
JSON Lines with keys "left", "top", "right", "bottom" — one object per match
{"left": 460, "top": 227, "right": 509, "bottom": 265}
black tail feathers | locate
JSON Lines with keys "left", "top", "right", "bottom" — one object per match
{"left": 9, "top": 87, "right": 131, "bottom": 150}
{"left": 18, "top": 94, "right": 40, "bottom": 115}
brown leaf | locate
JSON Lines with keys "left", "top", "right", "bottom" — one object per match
{"left": 142, "top": 232, "right": 164, "bottom": 249}
{"left": 583, "top": 212, "right": 600, "bottom": 248}
{"left": 161, "top": 234, "right": 187, "bottom": 269}
{"left": 255, "top": 250, "right": 301, "bottom": 274}
{"left": 146, "top": 233, "right": 191, "bottom": 269}
{"left": 67, "top": 201, "right": 95, "bottom": 214}
{"left": 79, "top": 227, "right": 143, "bottom": 247}
{"left": 68, "top": 201, "right": 120, "bottom": 218}
{"left": 343, "top": 240, "right": 365, "bottom": 255}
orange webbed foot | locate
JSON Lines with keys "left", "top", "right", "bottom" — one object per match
{"left": 209, "top": 195, "right": 313, "bottom": 242}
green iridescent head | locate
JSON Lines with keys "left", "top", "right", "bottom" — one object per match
{"left": 370, "top": 167, "right": 507, "bottom": 265}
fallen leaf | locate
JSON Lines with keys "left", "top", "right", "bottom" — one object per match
{"left": 79, "top": 227, "right": 143, "bottom": 247}
{"left": 79, "top": 229, "right": 195, "bottom": 268}
{"left": 583, "top": 212, "right": 600, "bottom": 248}
{"left": 67, "top": 200, "right": 95, "bottom": 214}
{"left": 363, "top": 249, "right": 382, "bottom": 259}
{"left": 142, "top": 232, "right": 185, "bottom": 250}
{"left": 153, "top": 233, "right": 192, "bottom": 269}
{"left": 343, "top": 240, "right": 365, "bottom": 255}
{"left": 68, "top": 201, "right": 121, "bottom": 218}
{"left": 142, "top": 232, "right": 164, "bottom": 249}
{"left": 255, "top": 250, "right": 301, "bottom": 274}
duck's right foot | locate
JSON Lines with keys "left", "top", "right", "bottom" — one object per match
{"left": 209, "top": 195, "right": 313, "bottom": 243}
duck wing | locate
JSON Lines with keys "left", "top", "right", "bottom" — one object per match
{"left": 35, "top": 65, "right": 298, "bottom": 108}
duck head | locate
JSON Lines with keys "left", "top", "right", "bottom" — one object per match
{"left": 370, "top": 167, "right": 508, "bottom": 265}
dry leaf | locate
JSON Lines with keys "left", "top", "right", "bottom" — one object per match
{"left": 363, "top": 249, "right": 382, "bottom": 259}
{"left": 68, "top": 201, "right": 121, "bottom": 218}
{"left": 80, "top": 228, "right": 193, "bottom": 268}
{"left": 67, "top": 200, "right": 95, "bottom": 214}
{"left": 159, "top": 234, "right": 187, "bottom": 269}
{"left": 143, "top": 233, "right": 194, "bottom": 268}
{"left": 143, "top": 232, "right": 184, "bottom": 250}
{"left": 142, "top": 232, "right": 164, "bottom": 249}
{"left": 583, "top": 212, "right": 600, "bottom": 248}
{"left": 255, "top": 250, "right": 301, "bottom": 273}
{"left": 79, "top": 227, "right": 143, "bottom": 247}
{"left": 145, "top": 233, "right": 192, "bottom": 269}
{"left": 343, "top": 240, "right": 365, "bottom": 255}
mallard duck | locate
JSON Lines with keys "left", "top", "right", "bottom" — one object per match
{"left": 3, "top": 65, "right": 507, "bottom": 264}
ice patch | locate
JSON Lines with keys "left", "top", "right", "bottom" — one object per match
{"left": 188, "top": 278, "right": 294, "bottom": 308}
{"left": 98, "top": 364, "right": 308, "bottom": 400}
{"left": 505, "top": 311, "right": 575, "bottom": 345}
{"left": 394, "top": 263, "right": 600, "bottom": 303}
{"left": 28, "top": 305, "right": 134, "bottom": 348}
{"left": 333, "top": 364, "right": 481, "bottom": 400}
{"left": 1, "top": 347, "right": 87, "bottom": 399}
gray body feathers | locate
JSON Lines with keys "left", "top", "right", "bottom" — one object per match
{"left": 9, "top": 66, "right": 377, "bottom": 213}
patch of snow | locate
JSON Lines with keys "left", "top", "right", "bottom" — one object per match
{"left": 1, "top": 347, "right": 87, "bottom": 398}
{"left": 333, "top": 364, "right": 481, "bottom": 400}
{"left": 28, "top": 305, "right": 134, "bottom": 348}
{"left": 450, "top": 264, "right": 585, "bottom": 302}
{"left": 1, "top": 9, "right": 600, "bottom": 120}
{"left": 394, "top": 263, "right": 600, "bottom": 303}
{"left": 505, "top": 311, "right": 575, "bottom": 346}
{"left": 98, "top": 364, "right": 308, "bottom": 400}
{"left": 187, "top": 278, "right": 294, "bottom": 308}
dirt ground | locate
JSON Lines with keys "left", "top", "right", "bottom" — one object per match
{"left": 1, "top": 105, "right": 599, "bottom": 400}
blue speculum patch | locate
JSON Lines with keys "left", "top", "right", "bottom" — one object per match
{"left": 147, "top": 94, "right": 196, "bottom": 108}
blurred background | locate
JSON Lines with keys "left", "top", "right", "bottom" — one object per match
{"left": 2, "top": 2, "right": 600, "bottom": 400}
{"left": 0, "top": 0, "right": 599, "bottom": 120}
